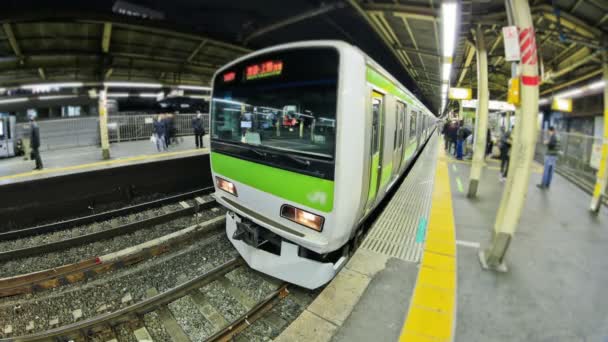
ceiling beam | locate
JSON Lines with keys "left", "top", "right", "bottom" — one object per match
{"left": 187, "top": 39, "right": 208, "bottom": 63}
{"left": 101, "top": 23, "right": 112, "bottom": 53}
{"left": 2, "top": 23, "right": 23, "bottom": 58}
{"left": 243, "top": 2, "right": 344, "bottom": 45}
{"left": 394, "top": 44, "right": 440, "bottom": 58}
{"left": 362, "top": 3, "right": 438, "bottom": 21}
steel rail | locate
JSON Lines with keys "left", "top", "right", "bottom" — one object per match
{"left": 0, "top": 216, "right": 226, "bottom": 298}
{"left": 0, "top": 198, "right": 217, "bottom": 262}
{"left": 205, "top": 283, "right": 290, "bottom": 342}
{"left": 0, "top": 257, "right": 244, "bottom": 342}
{"left": 0, "top": 187, "right": 214, "bottom": 241}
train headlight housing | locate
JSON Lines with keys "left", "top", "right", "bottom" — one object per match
{"left": 281, "top": 205, "right": 324, "bottom": 232}
{"left": 216, "top": 177, "right": 237, "bottom": 196}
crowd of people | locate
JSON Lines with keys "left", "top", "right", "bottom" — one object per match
{"left": 441, "top": 117, "right": 561, "bottom": 189}
{"left": 152, "top": 112, "right": 206, "bottom": 152}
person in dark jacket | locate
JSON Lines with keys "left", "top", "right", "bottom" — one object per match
{"left": 537, "top": 126, "right": 560, "bottom": 189}
{"left": 499, "top": 127, "right": 512, "bottom": 182}
{"left": 29, "top": 113, "right": 43, "bottom": 170}
{"left": 442, "top": 121, "right": 450, "bottom": 150}
{"left": 456, "top": 121, "right": 467, "bottom": 160}
{"left": 164, "top": 113, "right": 175, "bottom": 148}
{"left": 192, "top": 113, "right": 205, "bottom": 148}
{"left": 447, "top": 121, "right": 458, "bottom": 156}
{"left": 153, "top": 115, "right": 166, "bottom": 152}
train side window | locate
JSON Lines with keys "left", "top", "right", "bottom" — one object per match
{"left": 396, "top": 101, "right": 406, "bottom": 148}
{"left": 409, "top": 111, "right": 417, "bottom": 139}
{"left": 371, "top": 94, "right": 382, "bottom": 154}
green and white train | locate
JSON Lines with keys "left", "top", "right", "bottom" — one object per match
{"left": 210, "top": 41, "right": 436, "bottom": 289}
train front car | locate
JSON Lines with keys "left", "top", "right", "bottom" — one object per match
{"left": 209, "top": 42, "right": 364, "bottom": 289}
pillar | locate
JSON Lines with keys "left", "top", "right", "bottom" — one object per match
{"left": 479, "top": 0, "right": 539, "bottom": 271}
{"left": 98, "top": 89, "right": 110, "bottom": 160}
{"left": 467, "top": 25, "right": 490, "bottom": 198}
{"left": 590, "top": 51, "right": 608, "bottom": 213}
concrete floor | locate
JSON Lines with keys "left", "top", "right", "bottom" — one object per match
{"left": 0, "top": 136, "right": 204, "bottom": 178}
{"left": 450, "top": 159, "right": 608, "bottom": 342}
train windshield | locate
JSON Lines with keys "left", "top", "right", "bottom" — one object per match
{"left": 211, "top": 48, "right": 338, "bottom": 159}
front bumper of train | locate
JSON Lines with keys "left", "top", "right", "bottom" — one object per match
{"left": 225, "top": 211, "right": 347, "bottom": 290}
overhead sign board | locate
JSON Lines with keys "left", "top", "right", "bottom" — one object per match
{"left": 461, "top": 99, "right": 516, "bottom": 112}
{"left": 448, "top": 87, "right": 472, "bottom": 100}
{"left": 502, "top": 26, "right": 520, "bottom": 62}
{"left": 551, "top": 98, "right": 572, "bottom": 112}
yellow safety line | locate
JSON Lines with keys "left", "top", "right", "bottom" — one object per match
{"left": 447, "top": 156, "right": 543, "bottom": 174}
{"left": 400, "top": 143, "right": 457, "bottom": 342}
{"left": 0, "top": 148, "right": 207, "bottom": 182}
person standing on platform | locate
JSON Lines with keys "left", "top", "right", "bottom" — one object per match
{"left": 442, "top": 120, "right": 450, "bottom": 150}
{"left": 456, "top": 121, "right": 466, "bottom": 160}
{"left": 29, "top": 112, "right": 43, "bottom": 170}
{"left": 499, "top": 127, "right": 512, "bottom": 182}
{"left": 153, "top": 115, "right": 166, "bottom": 152}
{"left": 448, "top": 121, "right": 458, "bottom": 156}
{"left": 537, "top": 126, "right": 560, "bottom": 189}
{"left": 164, "top": 113, "right": 174, "bottom": 148}
{"left": 192, "top": 112, "right": 205, "bottom": 148}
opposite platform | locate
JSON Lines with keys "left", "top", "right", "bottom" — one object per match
{"left": 0, "top": 136, "right": 208, "bottom": 186}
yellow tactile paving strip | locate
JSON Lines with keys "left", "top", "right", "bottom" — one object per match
{"left": 399, "top": 144, "right": 456, "bottom": 342}
{"left": 0, "top": 148, "right": 207, "bottom": 183}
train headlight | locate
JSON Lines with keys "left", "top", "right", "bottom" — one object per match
{"left": 281, "top": 205, "right": 324, "bottom": 232}
{"left": 216, "top": 177, "right": 237, "bottom": 196}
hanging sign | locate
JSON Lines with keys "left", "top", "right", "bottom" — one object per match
{"left": 502, "top": 26, "right": 520, "bottom": 62}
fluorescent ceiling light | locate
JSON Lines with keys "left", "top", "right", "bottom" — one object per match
{"left": 178, "top": 85, "right": 211, "bottom": 91}
{"left": 0, "top": 97, "right": 28, "bottom": 104}
{"left": 107, "top": 93, "right": 130, "bottom": 97}
{"left": 555, "top": 88, "right": 583, "bottom": 99}
{"left": 442, "top": 63, "right": 452, "bottom": 81}
{"left": 104, "top": 82, "right": 162, "bottom": 88}
{"left": 139, "top": 92, "right": 162, "bottom": 98}
{"left": 21, "top": 82, "right": 83, "bottom": 90}
{"left": 539, "top": 97, "right": 550, "bottom": 105}
{"left": 190, "top": 95, "right": 210, "bottom": 100}
{"left": 587, "top": 80, "right": 605, "bottom": 90}
{"left": 38, "top": 95, "right": 78, "bottom": 100}
{"left": 441, "top": 84, "right": 449, "bottom": 94}
{"left": 441, "top": 2, "right": 458, "bottom": 58}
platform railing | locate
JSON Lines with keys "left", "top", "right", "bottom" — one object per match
{"left": 15, "top": 114, "right": 210, "bottom": 152}
{"left": 534, "top": 130, "right": 607, "bottom": 200}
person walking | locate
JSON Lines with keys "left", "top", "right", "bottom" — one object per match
{"left": 537, "top": 126, "right": 560, "bottom": 189}
{"left": 29, "top": 112, "right": 43, "bottom": 170}
{"left": 153, "top": 115, "right": 166, "bottom": 152}
{"left": 192, "top": 113, "right": 205, "bottom": 148}
{"left": 499, "top": 126, "right": 512, "bottom": 182}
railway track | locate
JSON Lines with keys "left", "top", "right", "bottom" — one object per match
{"left": 1, "top": 258, "right": 291, "bottom": 342}
{"left": 0, "top": 188, "right": 317, "bottom": 341}
{"left": 0, "top": 191, "right": 221, "bottom": 297}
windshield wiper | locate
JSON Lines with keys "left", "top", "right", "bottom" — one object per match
{"left": 274, "top": 153, "right": 311, "bottom": 167}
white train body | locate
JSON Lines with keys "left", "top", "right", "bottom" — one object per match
{"left": 209, "top": 41, "right": 436, "bottom": 289}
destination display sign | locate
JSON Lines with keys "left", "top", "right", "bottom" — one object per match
{"left": 245, "top": 61, "right": 283, "bottom": 80}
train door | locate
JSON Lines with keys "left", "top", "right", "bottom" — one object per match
{"left": 392, "top": 101, "right": 405, "bottom": 181}
{"left": 0, "top": 115, "right": 15, "bottom": 158}
{"left": 366, "top": 91, "right": 385, "bottom": 209}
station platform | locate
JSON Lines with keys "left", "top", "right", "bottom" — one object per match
{"left": 0, "top": 136, "right": 208, "bottom": 186}
{"left": 276, "top": 134, "right": 608, "bottom": 342}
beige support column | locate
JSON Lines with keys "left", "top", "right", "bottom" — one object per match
{"left": 467, "top": 25, "right": 490, "bottom": 198}
{"left": 98, "top": 89, "right": 110, "bottom": 160}
{"left": 590, "top": 51, "right": 608, "bottom": 213}
{"left": 479, "top": 0, "right": 539, "bottom": 271}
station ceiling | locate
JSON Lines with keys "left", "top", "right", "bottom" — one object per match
{"left": 1, "top": 0, "right": 607, "bottom": 114}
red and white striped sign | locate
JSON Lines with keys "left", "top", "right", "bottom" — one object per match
{"left": 519, "top": 27, "right": 539, "bottom": 86}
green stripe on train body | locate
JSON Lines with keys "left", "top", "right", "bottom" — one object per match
{"left": 211, "top": 152, "right": 335, "bottom": 213}
{"left": 366, "top": 67, "right": 416, "bottom": 106}
{"left": 367, "top": 152, "right": 380, "bottom": 203}
{"left": 380, "top": 161, "right": 393, "bottom": 188}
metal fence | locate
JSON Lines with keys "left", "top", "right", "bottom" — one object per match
{"left": 16, "top": 113, "right": 209, "bottom": 152}
{"left": 107, "top": 114, "right": 209, "bottom": 143}
{"left": 535, "top": 130, "right": 607, "bottom": 198}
